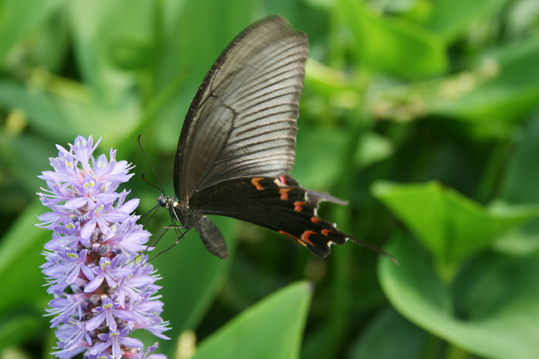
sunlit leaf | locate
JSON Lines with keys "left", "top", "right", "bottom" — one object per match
{"left": 427, "top": 36, "right": 539, "bottom": 124}
{"left": 380, "top": 236, "right": 539, "bottom": 359}
{"left": 0, "top": 0, "right": 59, "bottom": 60}
{"left": 425, "top": 0, "right": 511, "bottom": 41}
{"left": 191, "top": 281, "right": 312, "bottom": 359}
{"left": 349, "top": 307, "right": 427, "bottom": 359}
{"left": 372, "top": 181, "right": 538, "bottom": 272}
{"left": 67, "top": 0, "right": 152, "bottom": 103}
{"left": 337, "top": 0, "right": 448, "bottom": 77}
{"left": 0, "top": 315, "right": 42, "bottom": 350}
{"left": 0, "top": 201, "right": 50, "bottom": 313}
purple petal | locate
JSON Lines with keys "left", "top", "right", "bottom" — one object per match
{"left": 119, "top": 199, "right": 139, "bottom": 214}
{"left": 38, "top": 212, "right": 59, "bottom": 222}
{"left": 113, "top": 309, "right": 138, "bottom": 322}
{"left": 118, "top": 336, "right": 143, "bottom": 348}
{"left": 80, "top": 218, "right": 97, "bottom": 239}
{"left": 84, "top": 274, "right": 104, "bottom": 292}
{"left": 104, "top": 211, "right": 129, "bottom": 222}
{"left": 90, "top": 341, "right": 110, "bottom": 354}
{"left": 65, "top": 197, "right": 88, "bottom": 210}
{"left": 86, "top": 312, "right": 106, "bottom": 331}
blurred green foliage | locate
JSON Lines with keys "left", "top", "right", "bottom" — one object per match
{"left": 1, "top": 0, "right": 539, "bottom": 358}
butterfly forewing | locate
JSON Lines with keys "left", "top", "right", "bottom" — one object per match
{"left": 173, "top": 16, "right": 308, "bottom": 202}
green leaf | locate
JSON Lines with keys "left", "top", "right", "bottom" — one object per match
{"left": 495, "top": 111, "right": 539, "bottom": 254}
{"left": 354, "top": 131, "right": 394, "bottom": 169}
{"left": 379, "top": 235, "right": 539, "bottom": 359}
{"left": 22, "top": 6, "right": 69, "bottom": 72}
{"left": 425, "top": 0, "right": 511, "bottom": 41}
{"left": 0, "top": 314, "right": 42, "bottom": 350}
{"left": 191, "top": 281, "right": 312, "bottom": 359}
{"left": 0, "top": 0, "right": 59, "bottom": 60}
{"left": 67, "top": 0, "right": 152, "bottom": 103}
{"left": 337, "top": 0, "right": 448, "bottom": 77}
{"left": 349, "top": 307, "right": 427, "bottom": 359}
{"left": 427, "top": 36, "right": 539, "bottom": 124}
{"left": 0, "top": 132, "right": 59, "bottom": 195}
{"left": 0, "top": 81, "right": 74, "bottom": 142}
{"left": 372, "top": 181, "right": 537, "bottom": 272}
{"left": 0, "top": 80, "right": 141, "bottom": 150}
{"left": 0, "top": 200, "right": 50, "bottom": 313}
{"left": 292, "top": 129, "right": 393, "bottom": 189}
{"left": 502, "top": 110, "right": 539, "bottom": 204}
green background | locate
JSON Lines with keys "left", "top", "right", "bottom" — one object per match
{"left": 2, "top": 0, "right": 539, "bottom": 358}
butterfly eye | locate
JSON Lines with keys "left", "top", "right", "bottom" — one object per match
{"left": 157, "top": 196, "right": 168, "bottom": 208}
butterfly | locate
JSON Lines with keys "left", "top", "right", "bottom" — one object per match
{"left": 157, "top": 15, "right": 396, "bottom": 264}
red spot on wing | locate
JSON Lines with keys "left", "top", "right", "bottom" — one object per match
{"left": 300, "top": 231, "right": 316, "bottom": 246}
{"left": 251, "top": 177, "right": 265, "bottom": 190}
{"left": 310, "top": 217, "right": 321, "bottom": 223}
{"left": 321, "top": 229, "right": 334, "bottom": 236}
{"left": 294, "top": 201, "right": 306, "bottom": 212}
{"left": 279, "top": 188, "right": 291, "bottom": 200}
{"left": 279, "top": 175, "right": 287, "bottom": 186}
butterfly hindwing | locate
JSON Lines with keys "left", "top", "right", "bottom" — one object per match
{"left": 189, "top": 176, "right": 352, "bottom": 257}
{"left": 173, "top": 16, "right": 309, "bottom": 202}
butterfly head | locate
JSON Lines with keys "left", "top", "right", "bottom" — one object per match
{"left": 157, "top": 194, "right": 194, "bottom": 228}
{"left": 157, "top": 194, "right": 177, "bottom": 210}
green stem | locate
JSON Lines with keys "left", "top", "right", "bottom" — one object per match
{"left": 445, "top": 342, "right": 471, "bottom": 359}
{"left": 475, "top": 138, "right": 511, "bottom": 203}
{"left": 419, "top": 333, "right": 443, "bottom": 359}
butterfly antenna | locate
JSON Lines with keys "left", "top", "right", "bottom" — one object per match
{"left": 138, "top": 134, "right": 166, "bottom": 194}
{"left": 142, "top": 172, "right": 165, "bottom": 194}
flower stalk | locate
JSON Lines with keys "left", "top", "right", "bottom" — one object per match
{"left": 37, "top": 135, "right": 169, "bottom": 359}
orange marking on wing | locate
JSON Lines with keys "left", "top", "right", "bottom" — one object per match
{"left": 300, "top": 231, "right": 316, "bottom": 246}
{"left": 279, "top": 188, "right": 291, "bottom": 200}
{"left": 251, "top": 177, "right": 265, "bottom": 190}
{"left": 321, "top": 229, "right": 334, "bottom": 236}
{"left": 311, "top": 217, "right": 321, "bottom": 223}
{"left": 279, "top": 230, "right": 294, "bottom": 238}
{"left": 279, "top": 175, "right": 287, "bottom": 186}
{"left": 293, "top": 201, "right": 306, "bottom": 212}
{"left": 279, "top": 230, "right": 303, "bottom": 245}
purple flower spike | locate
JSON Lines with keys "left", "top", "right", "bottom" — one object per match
{"left": 37, "top": 135, "right": 169, "bottom": 359}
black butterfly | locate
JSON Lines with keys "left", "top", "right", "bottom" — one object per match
{"left": 158, "top": 16, "right": 396, "bottom": 263}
